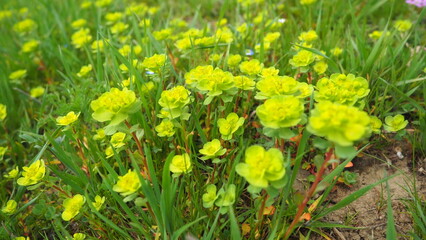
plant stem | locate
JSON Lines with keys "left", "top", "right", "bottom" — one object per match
{"left": 283, "top": 147, "right": 334, "bottom": 239}
{"left": 124, "top": 120, "right": 151, "bottom": 181}
{"left": 255, "top": 190, "right": 268, "bottom": 236}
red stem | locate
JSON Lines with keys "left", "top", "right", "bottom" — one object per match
{"left": 283, "top": 148, "right": 334, "bottom": 239}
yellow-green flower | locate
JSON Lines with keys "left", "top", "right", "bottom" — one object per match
{"left": 91, "top": 39, "right": 108, "bottom": 53}
{"left": 141, "top": 81, "right": 155, "bottom": 93}
{"left": 13, "top": 19, "right": 36, "bottom": 33}
{"left": 105, "top": 146, "right": 114, "bottom": 158}
{"left": 261, "top": 67, "right": 279, "bottom": 78}
{"left": 199, "top": 139, "right": 227, "bottom": 160}
{"left": 110, "top": 132, "right": 126, "bottom": 148}
{"left": 185, "top": 65, "right": 214, "bottom": 87}
{"left": 217, "top": 113, "right": 245, "bottom": 140}
{"left": 77, "top": 64, "right": 92, "bottom": 77}
{"left": 71, "top": 28, "right": 92, "bottom": 49}
{"left": 95, "top": 0, "right": 112, "bottom": 7}
{"left": 91, "top": 88, "right": 140, "bottom": 126}
{"left": 214, "top": 27, "right": 234, "bottom": 43}
{"left": 236, "top": 145, "right": 285, "bottom": 189}
{"left": 234, "top": 76, "right": 255, "bottom": 90}
{"left": 71, "top": 19, "right": 87, "bottom": 29}
{"left": 4, "top": 166, "right": 19, "bottom": 179}
{"left": 314, "top": 73, "right": 369, "bottom": 106}
{"left": 17, "top": 160, "right": 46, "bottom": 186}
{"left": 93, "top": 129, "right": 106, "bottom": 141}
{"left": 56, "top": 111, "right": 80, "bottom": 126}
{"left": 30, "top": 86, "right": 45, "bottom": 98}
{"left": 0, "top": 10, "right": 12, "bottom": 21}
{"left": 369, "top": 30, "right": 390, "bottom": 40}
{"left": 257, "top": 95, "right": 304, "bottom": 129}
{"left": 72, "top": 233, "right": 86, "bottom": 240}
{"left": 113, "top": 170, "right": 141, "bottom": 196}
{"left": 105, "top": 12, "right": 123, "bottom": 24}
{"left": 9, "top": 70, "right": 27, "bottom": 80}
{"left": 394, "top": 20, "right": 412, "bottom": 32}
{"left": 155, "top": 119, "right": 175, "bottom": 137}
{"left": 313, "top": 61, "right": 328, "bottom": 74}
{"left": 239, "top": 59, "right": 263, "bottom": 76}
{"left": 289, "top": 50, "right": 315, "bottom": 68}
{"left": 383, "top": 114, "right": 408, "bottom": 132}
{"left": 256, "top": 75, "right": 307, "bottom": 99}
{"left": 330, "top": 47, "right": 343, "bottom": 57}
{"left": 0, "top": 104, "right": 6, "bottom": 121}
{"left": 0, "top": 146, "right": 7, "bottom": 159}
{"left": 202, "top": 184, "right": 218, "bottom": 208}
{"left": 14, "top": 237, "right": 30, "bottom": 240}
{"left": 370, "top": 116, "right": 382, "bottom": 134}
{"left": 2, "top": 200, "right": 17, "bottom": 215}
{"left": 158, "top": 86, "right": 191, "bottom": 119}
{"left": 227, "top": 54, "right": 242, "bottom": 67}
{"left": 110, "top": 21, "right": 129, "bottom": 34}
{"left": 92, "top": 195, "right": 106, "bottom": 211}
{"left": 196, "top": 68, "right": 234, "bottom": 96}
{"left": 298, "top": 30, "right": 318, "bottom": 42}
{"left": 307, "top": 101, "right": 371, "bottom": 146}
{"left": 300, "top": 0, "right": 317, "bottom": 5}
{"left": 210, "top": 53, "right": 221, "bottom": 63}
{"left": 169, "top": 153, "right": 192, "bottom": 174}
{"left": 153, "top": 28, "right": 172, "bottom": 40}
{"left": 264, "top": 32, "right": 281, "bottom": 43}
{"left": 21, "top": 40, "right": 39, "bottom": 53}
{"left": 142, "top": 54, "right": 166, "bottom": 70}
{"left": 62, "top": 194, "right": 85, "bottom": 221}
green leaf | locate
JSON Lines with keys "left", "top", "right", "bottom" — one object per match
{"left": 312, "top": 137, "right": 331, "bottom": 150}
{"left": 317, "top": 173, "right": 397, "bottom": 218}
{"left": 386, "top": 178, "right": 397, "bottom": 240}
{"left": 335, "top": 144, "right": 357, "bottom": 159}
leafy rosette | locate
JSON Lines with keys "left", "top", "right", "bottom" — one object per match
{"left": 90, "top": 88, "right": 140, "bottom": 132}
{"left": 314, "top": 73, "right": 370, "bottom": 106}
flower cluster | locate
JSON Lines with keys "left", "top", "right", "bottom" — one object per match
{"left": 56, "top": 111, "right": 80, "bottom": 126}
{"left": 113, "top": 170, "right": 141, "bottom": 196}
{"left": 307, "top": 101, "right": 372, "bottom": 146}
{"left": 0, "top": 103, "right": 6, "bottom": 121}
{"left": 383, "top": 114, "right": 408, "bottom": 132}
{"left": 256, "top": 95, "right": 304, "bottom": 129}
{"left": 62, "top": 194, "right": 86, "bottom": 221}
{"left": 256, "top": 75, "right": 312, "bottom": 99}
{"left": 185, "top": 66, "right": 234, "bottom": 97}
{"left": 158, "top": 86, "right": 191, "bottom": 119}
{"left": 199, "top": 139, "right": 227, "bottom": 161}
{"left": 236, "top": 145, "right": 286, "bottom": 189}
{"left": 217, "top": 113, "right": 245, "bottom": 140}
{"left": 169, "top": 153, "right": 192, "bottom": 174}
{"left": 17, "top": 160, "right": 46, "bottom": 186}
{"left": 314, "top": 73, "right": 369, "bottom": 106}
{"left": 90, "top": 88, "right": 140, "bottom": 128}
{"left": 202, "top": 184, "right": 236, "bottom": 214}
{"left": 155, "top": 119, "right": 175, "bottom": 137}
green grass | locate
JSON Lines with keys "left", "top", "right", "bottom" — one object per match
{"left": 0, "top": 0, "right": 425, "bottom": 239}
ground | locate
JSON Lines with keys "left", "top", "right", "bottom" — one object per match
{"left": 311, "top": 139, "right": 426, "bottom": 239}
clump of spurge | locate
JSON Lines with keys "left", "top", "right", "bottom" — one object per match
{"left": 90, "top": 88, "right": 141, "bottom": 134}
